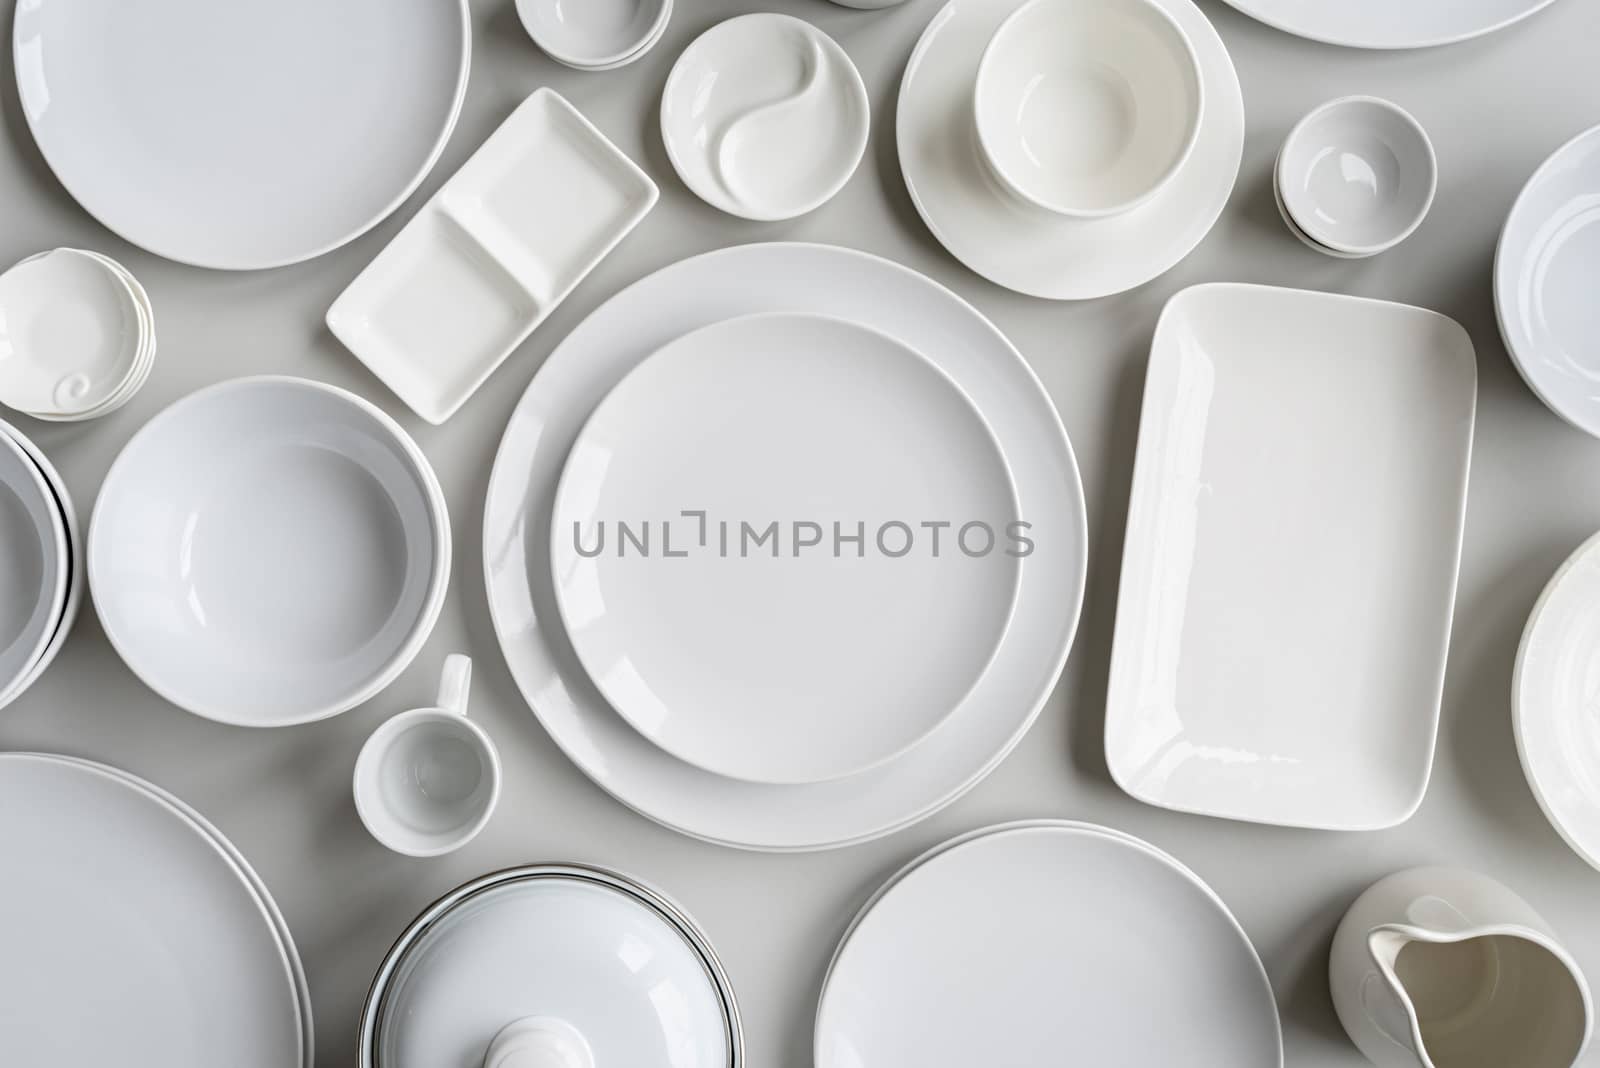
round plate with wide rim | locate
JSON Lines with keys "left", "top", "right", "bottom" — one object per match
{"left": 484, "top": 242, "right": 1087, "bottom": 851}
{"left": 815, "top": 821, "right": 1283, "bottom": 1068}
{"left": 1514, "top": 530, "right": 1600, "bottom": 871}
{"left": 0, "top": 753, "right": 305, "bottom": 1068}
{"left": 0, "top": 427, "right": 66, "bottom": 696}
{"left": 1496, "top": 124, "right": 1600, "bottom": 440}
{"left": 90, "top": 376, "right": 451, "bottom": 726}
{"left": 897, "top": 0, "right": 1242, "bottom": 300}
{"left": 550, "top": 312, "right": 1022, "bottom": 786}
{"left": 12, "top": 0, "right": 470, "bottom": 270}
{"left": 0, "top": 420, "right": 81, "bottom": 710}
{"left": 1216, "top": 0, "right": 1559, "bottom": 49}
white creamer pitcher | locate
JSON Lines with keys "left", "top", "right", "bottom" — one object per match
{"left": 1330, "top": 867, "right": 1591, "bottom": 1068}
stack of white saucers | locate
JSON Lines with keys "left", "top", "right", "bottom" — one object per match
{"left": 0, "top": 248, "right": 156, "bottom": 422}
{"left": 0, "top": 418, "right": 80, "bottom": 711}
{"left": 516, "top": 0, "right": 673, "bottom": 71}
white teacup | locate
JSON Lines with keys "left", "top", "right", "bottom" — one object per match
{"left": 354, "top": 654, "right": 501, "bottom": 857}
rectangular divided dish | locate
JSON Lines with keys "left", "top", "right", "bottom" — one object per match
{"left": 327, "top": 88, "right": 658, "bottom": 424}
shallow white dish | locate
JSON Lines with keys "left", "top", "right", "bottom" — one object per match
{"left": 516, "top": 0, "right": 671, "bottom": 69}
{"left": 90, "top": 376, "right": 450, "bottom": 727}
{"left": 550, "top": 312, "right": 1021, "bottom": 786}
{"left": 0, "top": 428, "right": 66, "bottom": 700}
{"left": 12, "top": 0, "right": 469, "bottom": 270}
{"left": 899, "top": 0, "right": 1242, "bottom": 300}
{"left": 328, "top": 89, "right": 657, "bottom": 425}
{"left": 1217, "top": 0, "right": 1559, "bottom": 49}
{"left": 1105, "top": 284, "right": 1476, "bottom": 829}
{"left": 0, "top": 419, "right": 81, "bottom": 710}
{"left": 975, "top": 0, "right": 1202, "bottom": 218}
{"left": 661, "top": 14, "right": 869, "bottom": 221}
{"left": 484, "top": 242, "right": 1087, "bottom": 851}
{"left": 1515, "top": 531, "right": 1600, "bottom": 872}
{"left": 0, "top": 753, "right": 305, "bottom": 1068}
{"left": 1496, "top": 124, "right": 1600, "bottom": 440}
{"left": 815, "top": 821, "right": 1282, "bottom": 1067}
{"left": 1278, "top": 97, "right": 1436, "bottom": 257}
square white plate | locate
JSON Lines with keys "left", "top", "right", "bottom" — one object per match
{"left": 1105, "top": 283, "right": 1477, "bottom": 830}
{"left": 328, "top": 88, "right": 658, "bottom": 424}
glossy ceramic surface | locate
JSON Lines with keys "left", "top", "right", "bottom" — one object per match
{"left": 661, "top": 14, "right": 869, "bottom": 221}
{"left": 361, "top": 865, "right": 742, "bottom": 1068}
{"left": 898, "top": 0, "right": 1242, "bottom": 299}
{"left": 0, "top": 427, "right": 66, "bottom": 700}
{"left": 0, "top": 753, "right": 305, "bottom": 1068}
{"left": 1105, "top": 284, "right": 1477, "bottom": 830}
{"left": 1495, "top": 124, "right": 1600, "bottom": 439}
{"left": 974, "top": 0, "right": 1202, "bottom": 217}
{"left": 12, "top": 0, "right": 470, "bottom": 270}
{"left": 1217, "top": 0, "right": 1560, "bottom": 49}
{"left": 550, "top": 313, "right": 1021, "bottom": 786}
{"left": 1273, "top": 158, "right": 1374, "bottom": 259}
{"left": 815, "top": 821, "right": 1283, "bottom": 1068}
{"left": 1330, "top": 867, "right": 1591, "bottom": 1068}
{"left": 328, "top": 89, "right": 657, "bottom": 424}
{"left": 90, "top": 376, "right": 450, "bottom": 726}
{"left": 0, "top": 419, "right": 81, "bottom": 710}
{"left": 483, "top": 242, "right": 1087, "bottom": 850}
{"left": 516, "top": 0, "right": 671, "bottom": 68}
{"left": 1278, "top": 97, "right": 1437, "bottom": 256}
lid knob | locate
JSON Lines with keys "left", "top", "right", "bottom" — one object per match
{"left": 484, "top": 1018, "right": 595, "bottom": 1068}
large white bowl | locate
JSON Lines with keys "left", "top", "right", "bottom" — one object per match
{"left": 974, "top": 0, "right": 1203, "bottom": 218}
{"left": 90, "top": 377, "right": 450, "bottom": 726}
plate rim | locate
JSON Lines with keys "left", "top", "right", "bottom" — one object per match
{"left": 1216, "top": 0, "right": 1560, "bottom": 50}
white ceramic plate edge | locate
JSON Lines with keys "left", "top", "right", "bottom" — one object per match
{"left": 1216, "top": 0, "right": 1560, "bottom": 49}
{"left": 0, "top": 419, "right": 81, "bottom": 710}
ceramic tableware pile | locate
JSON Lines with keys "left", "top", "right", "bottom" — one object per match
{"left": 517, "top": 0, "right": 673, "bottom": 70}
{"left": 0, "top": 418, "right": 78, "bottom": 711}
{"left": 0, "top": 249, "right": 155, "bottom": 420}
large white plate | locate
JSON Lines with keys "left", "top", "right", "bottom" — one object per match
{"left": 1217, "top": 0, "right": 1559, "bottom": 49}
{"left": 0, "top": 753, "right": 304, "bottom": 1067}
{"left": 1515, "top": 531, "right": 1600, "bottom": 872}
{"left": 1105, "top": 284, "right": 1476, "bottom": 830}
{"left": 1496, "top": 124, "right": 1600, "bottom": 440}
{"left": 484, "top": 243, "right": 1087, "bottom": 851}
{"left": 814, "top": 821, "right": 1282, "bottom": 1067}
{"left": 12, "top": 0, "right": 469, "bottom": 270}
{"left": 897, "top": 0, "right": 1242, "bottom": 300}
{"left": 550, "top": 312, "right": 1021, "bottom": 786}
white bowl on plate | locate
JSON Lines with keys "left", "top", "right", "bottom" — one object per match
{"left": 516, "top": 0, "right": 672, "bottom": 70}
{"left": 974, "top": 0, "right": 1203, "bottom": 218}
{"left": 0, "top": 429, "right": 68, "bottom": 701}
{"left": 90, "top": 376, "right": 450, "bottom": 726}
{"left": 1277, "top": 96, "right": 1437, "bottom": 257}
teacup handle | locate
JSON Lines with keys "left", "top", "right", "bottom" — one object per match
{"left": 437, "top": 654, "right": 472, "bottom": 717}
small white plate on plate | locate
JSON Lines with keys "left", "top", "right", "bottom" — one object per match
{"left": 1216, "top": 0, "right": 1559, "bottom": 49}
{"left": 814, "top": 821, "right": 1282, "bottom": 1068}
{"left": 1496, "top": 124, "right": 1600, "bottom": 440}
{"left": 1515, "top": 531, "right": 1600, "bottom": 872}
{"left": 90, "top": 376, "right": 450, "bottom": 726}
{"left": 328, "top": 89, "right": 657, "bottom": 424}
{"left": 1105, "top": 284, "right": 1477, "bottom": 830}
{"left": 662, "top": 14, "right": 868, "bottom": 221}
{"left": 897, "top": 0, "right": 1242, "bottom": 300}
{"left": 0, "top": 420, "right": 81, "bottom": 710}
{"left": 550, "top": 312, "right": 1021, "bottom": 785}
{"left": 0, "top": 427, "right": 67, "bottom": 699}
{"left": 13, "top": 0, "right": 469, "bottom": 270}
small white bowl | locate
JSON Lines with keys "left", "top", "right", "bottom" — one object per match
{"left": 516, "top": 0, "right": 671, "bottom": 70}
{"left": 1277, "top": 96, "right": 1437, "bottom": 257}
{"left": 974, "top": 0, "right": 1203, "bottom": 218}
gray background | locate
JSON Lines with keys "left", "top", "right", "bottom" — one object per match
{"left": 3, "top": 0, "right": 1600, "bottom": 1063}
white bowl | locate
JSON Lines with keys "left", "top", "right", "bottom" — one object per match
{"left": 974, "top": 0, "right": 1203, "bottom": 218}
{"left": 0, "top": 429, "right": 68, "bottom": 698}
{"left": 516, "top": 0, "right": 671, "bottom": 70}
{"left": 90, "top": 376, "right": 450, "bottom": 726}
{"left": 1277, "top": 96, "right": 1437, "bottom": 257}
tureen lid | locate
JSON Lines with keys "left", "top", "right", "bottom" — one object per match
{"left": 362, "top": 864, "right": 742, "bottom": 1068}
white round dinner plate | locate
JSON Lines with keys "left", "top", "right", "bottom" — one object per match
{"left": 550, "top": 312, "right": 1021, "bottom": 786}
{"left": 0, "top": 427, "right": 66, "bottom": 697}
{"left": 0, "top": 420, "right": 81, "bottom": 710}
{"left": 0, "top": 753, "right": 305, "bottom": 1068}
{"left": 1496, "top": 124, "right": 1600, "bottom": 440}
{"left": 1514, "top": 531, "right": 1600, "bottom": 871}
{"left": 897, "top": 0, "right": 1243, "bottom": 300}
{"left": 815, "top": 821, "right": 1283, "bottom": 1068}
{"left": 485, "top": 243, "right": 1087, "bottom": 851}
{"left": 1217, "top": 0, "right": 1559, "bottom": 49}
{"left": 12, "top": 0, "right": 470, "bottom": 270}
{"left": 90, "top": 376, "right": 451, "bottom": 726}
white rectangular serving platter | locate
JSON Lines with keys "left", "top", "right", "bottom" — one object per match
{"left": 1104, "top": 283, "right": 1477, "bottom": 831}
{"left": 327, "top": 88, "right": 658, "bottom": 424}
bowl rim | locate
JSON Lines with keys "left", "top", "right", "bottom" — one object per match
{"left": 516, "top": 0, "right": 673, "bottom": 69}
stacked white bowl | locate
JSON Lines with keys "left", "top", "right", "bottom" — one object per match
{"left": 0, "top": 418, "right": 80, "bottom": 710}
{"left": 0, "top": 248, "right": 156, "bottom": 421}
{"left": 516, "top": 0, "right": 673, "bottom": 71}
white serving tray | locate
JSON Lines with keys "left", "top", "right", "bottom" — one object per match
{"left": 1105, "top": 283, "right": 1477, "bottom": 831}
{"left": 328, "top": 88, "right": 658, "bottom": 424}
